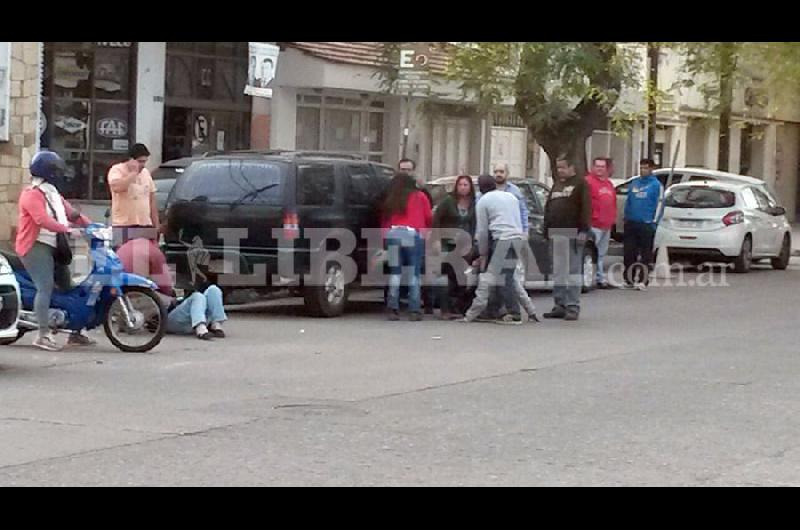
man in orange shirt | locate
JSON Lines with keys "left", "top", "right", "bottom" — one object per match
{"left": 108, "top": 143, "right": 159, "bottom": 247}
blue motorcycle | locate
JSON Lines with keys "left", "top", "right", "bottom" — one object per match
{"left": 1, "top": 224, "right": 167, "bottom": 353}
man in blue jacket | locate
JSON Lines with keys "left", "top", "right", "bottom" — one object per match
{"left": 623, "top": 158, "right": 665, "bottom": 290}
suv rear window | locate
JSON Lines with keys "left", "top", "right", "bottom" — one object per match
{"left": 297, "top": 164, "right": 336, "bottom": 206}
{"left": 152, "top": 166, "right": 186, "bottom": 180}
{"left": 666, "top": 187, "right": 736, "bottom": 209}
{"left": 172, "top": 159, "right": 286, "bottom": 205}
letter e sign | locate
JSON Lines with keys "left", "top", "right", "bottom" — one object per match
{"left": 399, "top": 50, "right": 414, "bottom": 69}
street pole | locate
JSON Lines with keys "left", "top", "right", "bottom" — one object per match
{"left": 647, "top": 43, "right": 660, "bottom": 160}
{"left": 402, "top": 92, "right": 410, "bottom": 159}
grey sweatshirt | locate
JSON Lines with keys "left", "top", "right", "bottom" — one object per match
{"left": 475, "top": 190, "right": 525, "bottom": 256}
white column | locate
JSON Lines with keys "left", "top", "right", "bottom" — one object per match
{"left": 705, "top": 121, "right": 720, "bottom": 170}
{"left": 269, "top": 86, "right": 296, "bottom": 150}
{"left": 728, "top": 125, "right": 742, "bottom": 174}
{"left": 670, "top": 124, "right": 688, "bottom": 167}
{"left": 763, "top": 123, "right": 778, "bottom": 187}
{"left": 135, "top": 42, "right": 166, "bottom": 165}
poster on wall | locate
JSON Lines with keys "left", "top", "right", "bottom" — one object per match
{"left": 0, "top": 42, "right": 10, "bottom": 142}
{"left": 244, "top": 42, "right": 279, "bottom": 99}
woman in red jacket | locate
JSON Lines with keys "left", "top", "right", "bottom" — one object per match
{"left": 382, "top": 172, "right": 432, "bottom": 321}
{"left": 16, "top": 151, "right": 91, "bottom": 351}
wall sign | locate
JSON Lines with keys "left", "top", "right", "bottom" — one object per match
{"left": 0, "top": 42, "right": 10, "bottom": 142}
{"left": 96, "top": 42, "right": 132, "bottom": 48}
{"left": 96, "top": 117, "right": 128, "bottom": 138}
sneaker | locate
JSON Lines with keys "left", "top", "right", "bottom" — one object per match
{"left": 596, "top": 281, "right": 611, "bottom": 290}
{"left": 528, "top": 313, "right": 541, "bottom": 324}
{"left": 196, "top": 332, "right": 214, "bottom": 341}
{"left": 564, "top": 310, "right": 580, "bottom": 321}
{"left": 33, "top": 335, "right": 62, "bottom": 352}
{"left": 387, "top": 309, "right": 400, "bottom": 321}
{"left": 210, "top": 328, "right": 226, "bottom": 339}
{"left": 409, "top": 312, "right": 423, "bottom": 322}
{"left": 635, "top": 283, "right": 648, "bottom": 291}
{"left": 67, "top": 332, "right": 97, "bottom": 347}
{"left": 543, "top": 307, "right": 567, "bottom": 319}
{"left": 496, "top": 314, "right": 523, "bottom": 325}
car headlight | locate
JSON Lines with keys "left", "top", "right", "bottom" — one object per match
{"left": 0, "top": 255, "right": 12, "bottom": 275}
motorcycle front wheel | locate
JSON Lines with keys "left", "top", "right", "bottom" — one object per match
{"left": 104, "top": 287, "right": 167, "bottom": 353}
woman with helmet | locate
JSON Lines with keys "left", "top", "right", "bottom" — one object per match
{"left": 15, "top": 150, "right": 92, "bottom": 351}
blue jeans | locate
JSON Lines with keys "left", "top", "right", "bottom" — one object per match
{"left": 386, "top": 228, "right": 425, "bottom": 313}
{"left": 591, "top": 228, "right": 611, "bottom": 283}
{"left": 167, "top": 285, "right": 227, "bottom": 334}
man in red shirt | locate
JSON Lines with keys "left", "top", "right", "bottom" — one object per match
{"left": 585, "top": 157, "right": 617, "bottom": 289}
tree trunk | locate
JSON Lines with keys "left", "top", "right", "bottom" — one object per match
{"left": 718, "top": 44, "right": 737, "bottom": 171}
{"left": 540, "top": 132, "right": 593, "bottom": 179}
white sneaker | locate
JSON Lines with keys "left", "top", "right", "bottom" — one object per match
{"left": 33, "top": 335, "right": 62, "bottom": 352}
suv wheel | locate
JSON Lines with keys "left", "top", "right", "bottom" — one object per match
{"left": 304, "top": 256, "right": 349, "bottom": 317}
{"left": 771, "top": 234, "right": 792, "bottom": 270}
{"left": 733, "top": 235, "right": 753, "bottom": 274}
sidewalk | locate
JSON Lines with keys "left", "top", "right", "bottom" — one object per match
{"left": 793, "top": 224, "right": 800, "bottom": 256}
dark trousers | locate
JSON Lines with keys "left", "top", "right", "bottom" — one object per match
{"left": 624, "top": 221, "right": 657, "bottom": 285}
{"left": 113, "top": 225, "right": 157, "bottom": 249}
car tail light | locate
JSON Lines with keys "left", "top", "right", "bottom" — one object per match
{"left": 722, "top": 211, "right": 744, "bottom": 226}
{"left": 283, "top": 210, "right": 300, "bottom": 240}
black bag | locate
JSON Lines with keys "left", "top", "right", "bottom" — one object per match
{"left": 37, "top": 188, "right": 73, "bottom": 266}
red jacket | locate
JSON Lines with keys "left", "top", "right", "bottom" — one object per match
{"left": 382, "top": 190, "right": 432, "bottom": 236}
{"left": 585, "top": 173, "right": 617, "bottom": 230}
{"left": 15, "top": 187, "right": 90, "bottom": 256}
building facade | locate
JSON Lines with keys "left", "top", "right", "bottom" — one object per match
{"left": 0, "top": 42, "right": 40, "bottom": 243}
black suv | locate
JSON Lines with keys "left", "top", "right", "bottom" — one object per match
{"left": 163, "top": 151, "right": 394, "bottom": 317}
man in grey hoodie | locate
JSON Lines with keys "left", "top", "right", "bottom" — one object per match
{"left": 463, "top": 175, "right": 538, "bottom": 325}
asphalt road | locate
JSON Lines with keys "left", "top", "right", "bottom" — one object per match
{"left": 0, "top": 257, "right": 799, "bottom": 486}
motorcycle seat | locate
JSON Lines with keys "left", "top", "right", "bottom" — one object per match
{"left": 0, "top": 247, "right": 25, "bottom": 273}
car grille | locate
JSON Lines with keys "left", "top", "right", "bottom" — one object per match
{"left": 0, "top": 285, "right": 19, "bottom": 330}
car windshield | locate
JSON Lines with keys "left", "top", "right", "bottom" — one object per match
{"left": 172, "top": 159, "right": 287, "bottom": 205}
{"left": 666, "top": 187, "right": 736, "bottom": 209}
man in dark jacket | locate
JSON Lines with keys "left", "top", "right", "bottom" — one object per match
{"left": 543, "top": 157, "right": 592, "bottom": 321}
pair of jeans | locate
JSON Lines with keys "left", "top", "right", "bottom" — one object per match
{"left": 20, "top": 242, "right": 72, "bottom": 338}
{"left": 385, "top": 228, "right": 425, "bottom": 313}
{"left": 623, "top": 221, "right": 657, "bottom": 285}
{"left": 465, "top": 238, "right": 536, "bottom": 321}
{"left": 167, "top": 285, "right": 227, "bottom": 334}
{"left": 590, "top": 228, "right": 611, "bottom": 284}
{"left": 552, "top": 237, "right": 583, "bottom": 312}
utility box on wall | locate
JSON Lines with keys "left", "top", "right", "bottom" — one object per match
{"left": 0, "top": 42, "right": 10, "bottom": 142}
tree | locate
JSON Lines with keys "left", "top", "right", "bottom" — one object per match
{"left": 677, "top": 42, "right": 800, "bottom": 171}
{"left": 445, "top": 42, "right": 643, "bottom": 177}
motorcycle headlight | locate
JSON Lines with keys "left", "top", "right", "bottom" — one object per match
{"left": 0, "top": 255, "right": 12, "bottom": 275}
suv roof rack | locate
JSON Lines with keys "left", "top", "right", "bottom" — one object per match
{"left": 207, "top": 150, "right": 369, "bottom": 161}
